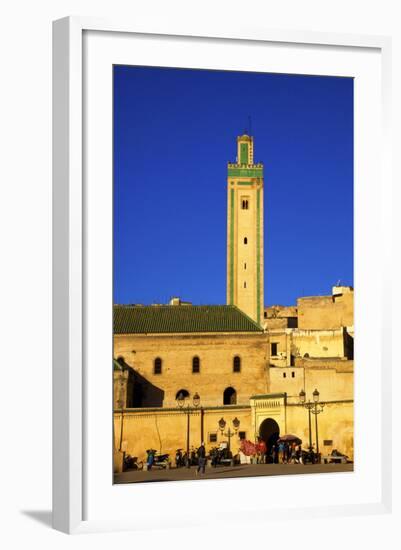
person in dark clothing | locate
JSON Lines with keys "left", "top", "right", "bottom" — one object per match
{"left": 196, "top": 442, "right": 207, "bottom": 475}
{"left": 146, "top": 449, "right": 155, "bottom": 470}
{"left": 272, "top": 443, "right": 279, "bottom": 464}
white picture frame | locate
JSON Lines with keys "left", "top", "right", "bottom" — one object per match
{"left": 52, "top": 16, "right": 392, "bottom": 534}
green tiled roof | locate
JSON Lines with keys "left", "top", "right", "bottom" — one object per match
{"left": 114, "top": 305, "right": 263, "bottom": 334}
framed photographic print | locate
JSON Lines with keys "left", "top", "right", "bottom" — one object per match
{"left": 112, "top": 65, "right": 354, "bottom": 482}
{"left": 53, "top": 17, "right": 392, "bottom": 534}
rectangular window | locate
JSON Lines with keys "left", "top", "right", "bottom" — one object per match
{"left": 209, "top": 433, "right": 218, "bottom": 443}
{"left": 271, "top": 342, "right": 278, "bottom": 356}
{"left": 264, "top": 311, "right": 267, "bottom": 319}
{"left": 238, "top": 431, "right": 246, "bottom": 440}
{"left": 323, "top": 440, "right": 333, "bottom": 446}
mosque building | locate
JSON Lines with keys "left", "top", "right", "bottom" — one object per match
{"left": 113, "top": 135, "right": 354, "bottom": 470}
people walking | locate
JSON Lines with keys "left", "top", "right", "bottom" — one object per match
{"left": 278, "top": 440, "right": 285, "bottom": 464}
{"left": 295, "top": 444, "right": 302, "bottom": 464}
{"left": 146, "top": 448, "right": 155, "bottom": 470}
{"left": 257, "top": 438, "right": 267, "bottom": 464}
{"left": 196, "top": 442, "right": 207, "bottom": 476}
{"left": 288, "top": 442, "right": 296, "bottom": 463}
{"left": 272, "top": 443, "right": 279, "bottom": 464}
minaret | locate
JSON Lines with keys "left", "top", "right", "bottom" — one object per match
{"left": 226, "top": 134, "right": 264, "bottom": 325}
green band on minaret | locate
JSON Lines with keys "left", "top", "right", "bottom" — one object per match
{"left": 230, "top": 188, "right": 235, "bottom": 305}
{"left": 228, "top": 168, "right": 263, "bottom": 178}
{"left": 257, "top": 188, "right": 261, "bottom": 325}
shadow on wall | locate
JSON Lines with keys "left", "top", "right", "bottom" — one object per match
{"left": 117, "top": 357, "right": 165, "bottom": 407}
{"left": 132, "top": 368, "right": 165, "bottom": 407}
{"left": 344, "top": 331, "right": 354, "bottom": 360}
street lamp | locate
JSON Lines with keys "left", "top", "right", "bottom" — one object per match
{"left": 299, "top": 388, "right": 325, "bottom": 458}
{"left": 177, "top": 391, "right": 201, "bottom": 468}
{"left": 218, "top": 416, "right": 240, "bottom": 454}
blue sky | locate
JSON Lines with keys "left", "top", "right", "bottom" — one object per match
{"left": 113, "top": 66, "right": 353, "bottom": 306}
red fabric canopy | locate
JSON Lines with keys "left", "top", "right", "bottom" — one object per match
{"left": 240, "top": 439, "right": 266, "bottom": 456}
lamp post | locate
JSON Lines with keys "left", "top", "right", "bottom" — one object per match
{"left": 299, "top": 388, "right": 325, "bottom": 457}
{"left": 218, "top": 417, "right": 240, "bottom": 454}
{"left": 177, "top": 392, "right": 200, "bottom": 468}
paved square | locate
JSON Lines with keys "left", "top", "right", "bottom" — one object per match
{"left": 114, "top": 462, "right": 353, "bottom": 484}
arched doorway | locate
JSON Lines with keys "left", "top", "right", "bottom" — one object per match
{"left": 259, "top": 418, "right": 280, "bottom": 461}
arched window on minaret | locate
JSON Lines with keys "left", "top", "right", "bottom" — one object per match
{"left": 244, "top": 237, "right": 248, "bottom": 244}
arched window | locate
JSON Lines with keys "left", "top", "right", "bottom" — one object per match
{"left": 176, "top": 389, "right": 190, "bottom": 400}
{"left": 244, "top": 237, "right": 248, "bottom": 244}
{"left": 233, "top": 356, "right": 241, "bottom": 373}
{"left": 154, "top": 357, "right": 162, "bottom": 374}
{"left": 241, "top": 199, "right": 249, "bottom": 210}
{"left": 223, "top": 387, "right": 237, "bottom": 405}
{"left": 192, "top": 356, "right": 200, "bottom": 373}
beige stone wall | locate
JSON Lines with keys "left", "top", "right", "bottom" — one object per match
{"left": 291, "top": 328, "right": 346, "bottom": 358}
{"left": 114, "top": 399, "right": 354, "bottom": 462}
{"left": 266, "top": 305, "right": 298, "bottom": 318}
{"left": 269, "top": 362, "right": 353, "bottom": 402}
{"left": 263, "top": 305, "right": 298, "bottom": 330}
{"left": 114, "top": 332, "right": 270, "bottom": 408}
{"left": 263, "top": 317, "right": 291, "bottom": 330}
{"left": 268, "top": 331, "right": 292, "bottom": 366}
{"left": 297, "top": 289, "right": 353, "bottom": 330}
{"left": 269, "top": 367, "right": 305, "bottom": 398}
{"left": 113, "top": 368, "right": 131, "bottom": 408}
{"left": 300, "top": 366, "right": 353, "bottom": 402}
{"left": 114, "top": 406, "right": 253, "bottom": 462}
{"left": 286, "top": 401, "right": 354, "bottom": 458}
{"left": 267, "top": 327, "right": 349, "bottom": 367}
